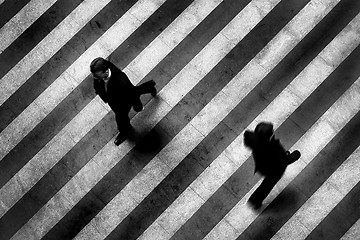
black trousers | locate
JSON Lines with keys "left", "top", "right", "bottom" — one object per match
{"left": 114, "top": 80, "right": 155, "bottom": 134}
{"left": 249, "top": 166, "right": 286, "bottom": 205}
{"left": 248, "top": 152, "right": 298, "bottom": 205}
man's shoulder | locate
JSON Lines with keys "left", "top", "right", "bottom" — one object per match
{"left": 107, "top": 61, "right": 122, "bottom": 72}
{"left": 109, "top": 64, "right": 127, "bottom": 79}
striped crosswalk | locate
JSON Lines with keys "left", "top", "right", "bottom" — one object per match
{"left": 0, "top": 0, "right": 359, "bottom": 239}
{"left": 0, "top": 0, "right": 57, "bottom": 54}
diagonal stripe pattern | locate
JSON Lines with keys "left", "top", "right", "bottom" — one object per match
{"left": 0, "top": 0, "right": 359, "bottom": 239}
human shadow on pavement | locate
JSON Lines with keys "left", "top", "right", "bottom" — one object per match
{"left": 263, "top": 187, "right": 301, "bottom": 215}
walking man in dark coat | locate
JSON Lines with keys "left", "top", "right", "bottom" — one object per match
{"left": 244, "top": 122, "right": 301, "bottom": 209}
{"left": 90, "top": 57, "right": 157, "bottom": 145}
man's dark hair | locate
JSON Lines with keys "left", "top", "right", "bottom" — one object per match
{"left": 243, "top": 130, "right": 255, "bottom": 149}
{"left": 254, "top": 122, "right": 273, "bottom": 140}
{"left": 90, "top": 57, "right": 108, "bottom": 73}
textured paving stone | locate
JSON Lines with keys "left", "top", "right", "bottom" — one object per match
{"left": 1, "top": 0, "right": 360, "bottom": 239}
{"left": 0, "top": 0, "right": 83, "bottom": 78}
{"left": 0, "top": 0, "right": 30, "bottom": 28}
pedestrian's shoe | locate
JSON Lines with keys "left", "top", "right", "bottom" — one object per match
{"left": 150, "top": 80, "right": 157, "bottom": 97}
{"left": 133, "top": 101, "right": 144, "bottom": 112}
{"left": 114, "top": 132, "right": 128, "bottom": 146}
{"left": 248, "top": 198, "right": 262, "bottom": 210}
{"left": 286, "top": 150, "right": 301, "bottom": 164}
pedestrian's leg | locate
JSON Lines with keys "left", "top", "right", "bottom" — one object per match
{"left": 136, "top": 80, "right": 156, "bottom": 96}
{"left": 132, "top": 97, "right": 143, "bottom": 112}
{"left": 114, "top": 111, "right": 131, "bottom": 145}
{"left": 248, "top": 172, "right": 283, "bottom": 208}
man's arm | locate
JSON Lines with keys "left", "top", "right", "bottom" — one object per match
{"left": 94, "top": 79, "right": 108, "bottom": 103}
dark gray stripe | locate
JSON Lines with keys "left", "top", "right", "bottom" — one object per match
{"left": 0, "top": 0, "right": 32, "bottom": 29}
{"left": 0, "top": 0, "right": 84, "bottom": 79}
{"left": 305, "top": 181, "right": 360, "bottom": 240}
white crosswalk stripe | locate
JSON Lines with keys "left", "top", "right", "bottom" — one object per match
{"left": 0, "top": 0, "right": 58, "bottom": 54}
{"left": 340, "top": 218, "right": 360, "bottom": 240}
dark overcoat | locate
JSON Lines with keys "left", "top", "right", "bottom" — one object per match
{"left": 93, "top": 61, "right": 137, "bottom": 113}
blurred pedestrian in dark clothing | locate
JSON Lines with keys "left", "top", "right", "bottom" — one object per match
{"left": 244, "top": 122, "right": 301, "bottom": 209}
{"left": 90, "top": 57, "right": 157, "bottom": 145}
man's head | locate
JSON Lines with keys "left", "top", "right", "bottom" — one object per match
{"left": 255, "top": 122, "right": 274, "bottom": 140}
{"left": 244, "top": 122, "right": 274, "bottom": 150}
{"left": 90, "top": 57, "right": 110, "bottom": 81}
{"left": 244, "top": 130, "right": 258, "bottom": 149}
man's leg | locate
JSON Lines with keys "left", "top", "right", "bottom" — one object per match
{"left": 131, "top": 80, "right": 156, "bottom": 112}
{"left": 248, "top": 171, "right": 283, "bottom": 209}
{"left": 114, "top": 111, "right": 131, "bottom": 145}
{"left": 136, "top": 80, "right": 157, "bottom": 97}
{"left": 132, "top": 97, "right": 143, "bottom": 112}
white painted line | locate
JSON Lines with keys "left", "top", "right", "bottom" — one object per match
{"left": 273, "top": 141, "right": 360, "bottom": 240}
{"left": 204, "top": 30, "right": 360, "bottom": 240}
{"left": 140, "top": 1, "right": 345, "bottom": 238}
{"left": 0, "top": 0, "right": 111, "bottom": 106}
{"left": 0, "top": 0, "right": 57, "bottom": 54}
{"left": 75, "top": 1, "right": 283, "bottom": 239}
{"left": 340, "top": 218, "right": 360, "bottom": 240}
{"left": 0, "top": 0, "right": 168, "bottom": 220}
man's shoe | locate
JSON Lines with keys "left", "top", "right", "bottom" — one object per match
{"left": 287, "top": 150, "right": 301, "bottom": 164}
{"left": 133, "top": 101, "right": 144, "bottom": 112}
{"left": 114, "top": 133, "right": 127, "bottom": 146}
{"left": 248, "top": 199, "right": 262, "bottom": 210}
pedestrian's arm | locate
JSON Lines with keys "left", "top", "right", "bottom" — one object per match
{"left": 94, "top": 79, "right": 108, "bottom": 103}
